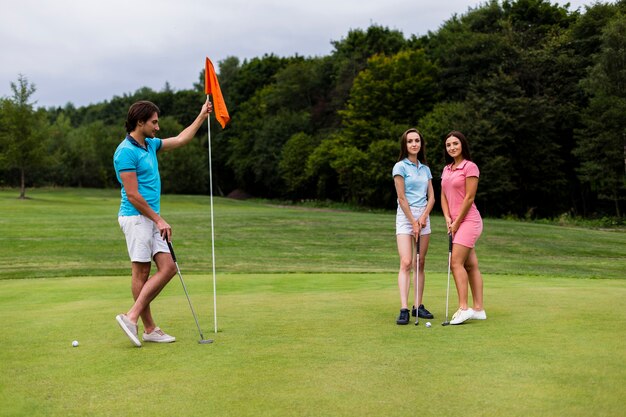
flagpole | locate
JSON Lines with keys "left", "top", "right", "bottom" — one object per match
{"left": 207, "top": 94, "right": 218, "bottom": 334}
{"left": 204, "top": 56, "right": 229, "bottom": 336}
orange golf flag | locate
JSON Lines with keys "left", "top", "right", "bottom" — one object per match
{"left": 204, "top": 57, "right": 230, "bottom": 129}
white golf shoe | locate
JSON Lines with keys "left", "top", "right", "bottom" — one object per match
{"left": 116, "top": 314, "right": 141, "bottom": 347}
{"left": 450, "top": 308, "right": 474, "bottom": 325}
{"left": 143, "top": 327, "right": 176, "bottom": 343}
{"left": 471, "top": 309, "right": 487, "bottom": 320}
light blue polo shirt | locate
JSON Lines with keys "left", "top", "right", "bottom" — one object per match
{"left": 392, "top": 158, "right": 432, "bottom": 207}
{"left": 113, "top": 136, "right": 163, "bottom": 216}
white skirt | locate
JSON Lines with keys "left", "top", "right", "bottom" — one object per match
{"left": 396, "top": 206, "right": 431, "bottom": 235}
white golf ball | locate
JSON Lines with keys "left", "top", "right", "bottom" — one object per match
{"left": 72, "top": 340, "right": 79, "bottom": 347}
{"left": 425, "top": 322, "right": 432, "bottom": 328}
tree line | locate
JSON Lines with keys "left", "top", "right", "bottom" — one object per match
{"left": 1, "top": 0, "right": 625, "bottom": 219}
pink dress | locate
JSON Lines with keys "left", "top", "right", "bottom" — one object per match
{"left": 441, "top": 160, "right": 483, "bottom": 248}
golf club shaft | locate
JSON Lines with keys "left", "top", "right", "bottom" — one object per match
{"left": 415, "top": 233, "right": 421, "bottom": 325}
{"left": 167, "top": 240, "right": 206, "bottom": 340}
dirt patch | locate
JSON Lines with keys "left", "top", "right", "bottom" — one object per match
{"left": 227, "top": 189, "right": 253, "bottom": 200}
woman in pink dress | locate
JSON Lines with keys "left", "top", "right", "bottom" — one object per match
{"left": 440, "top": 131, "right": 486, "bottom": 325}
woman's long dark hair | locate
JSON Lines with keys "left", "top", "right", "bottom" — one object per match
{"left": 398, "top": 128, "right": 427, "bottom": 164}
{"left": 443, "top": 130, "right": 472, "bottom": 165}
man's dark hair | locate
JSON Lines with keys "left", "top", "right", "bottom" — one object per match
{"left": 125, "top": 101, "right": 160, "bottom": 133}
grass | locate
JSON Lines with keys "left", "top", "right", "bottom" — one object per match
{"left": 0, "top": 188, "right": 625, "bottom": 416}
{"left": 1, "top": 274, "right": 625, "bottom": 417}
{"left": 1, "top": 188, "right": 624, "bottom": 279}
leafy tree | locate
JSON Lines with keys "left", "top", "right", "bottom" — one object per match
{"left": 158, "top": 116, "right": 208, "bottom": 195}
{"left": 45, "top": 116, "right": 122, "bottom": 188}
{"left": 502, "top": 0, "right": 576, "bottom": 48}
{"left": 226, "top": 87, "right": 311, "bottom": 196}
{"left": 361, "top": 139, "right": 400, "bottom": 207}
{"left": 418, "top": 101, "right": 473, "bottom": 169}
{"left": 0, "top": 75, "right": 49, "bottom": 198}
{"left": 304, "top": 134, "right": 399, "bottom": 207}
{"left": 423, "top": 0, "right": 586, "bottom": 217}
{"left": 325, "top": 49, "right": 439, "bottom": 208}
{"left": 425, "top": 1, "right": 512, "bottom": 101}
{"left": 224, "top": 55, "right": 333, "bottom": 196}
{"left": 574, "top": 14, "right": 626, "bottom": 216}
{"left": 58, "top": 122, "right": 106, "bottom": 187}
{"left": 279, "top": 132, "right": 319, "bottom": 199}
{"left": 569, "top": 1, "right": 626, "bottom": 61}
{"left": 340, "top": 49, "right": 439, "bottom": 146}
{"left": 208, "top": 55, "right": 303, "bottom": 196}
{"left": 466, "top": 73, "right": 569, "bottom": 217}
{"left": 305, "top": 135, "right": 345, "bottom": 201}
{"left": 269, "top": 58, "right": 327, "bottom": 111}
{"left": 328, "top": 143, "right": 368, "bottom": 203}
{"left": 215, "top": 56, "right": 241, "bottom": 95}
{"left": 45, "top": 112, "right": 73, "bottom": 184}
{"left": 328, "top": 25, "right": 408, "bottom": 125}
{"left": 213, "top": 54, "right": 291, "bottom": 113}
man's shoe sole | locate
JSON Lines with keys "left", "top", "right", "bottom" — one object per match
{"left": 116, "top": 314, "right": 142, "bottom": 347}
{"left": 143, "top": 336, "right": 176, "bottom": 343}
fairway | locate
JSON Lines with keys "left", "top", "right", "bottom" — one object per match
{"left": 1, "top": 188, "right": 625, "bottom": 417}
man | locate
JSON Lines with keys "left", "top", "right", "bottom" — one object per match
{"left": 113, "top": 99, "right": 212, "bottom": 347}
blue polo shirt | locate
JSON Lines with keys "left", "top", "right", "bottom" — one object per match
{"left": 392, "top": 158, "right": 432, "bottom": 207}
{"left": 113, "top": 136, "right": 162, "bottom": 216}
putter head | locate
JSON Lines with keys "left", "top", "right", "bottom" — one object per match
{"left": 198, "top": 339, "right": 214, "bottom": 344}
{"left": 442, "top": 321, "right": 450, "bottom": 326}
{"left": 414, "top": 318, "right": 419, "bottom": 326}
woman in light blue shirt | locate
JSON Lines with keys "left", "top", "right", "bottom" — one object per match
{"left": 392, "top": 128, "right": 435, "bottom": 325}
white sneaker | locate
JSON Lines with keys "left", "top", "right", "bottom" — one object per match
{"left": 116, "top": 314, "right": 141, "bottom": 347}
{"left": 143, "top": 327, "right": 176, "bottom": 343}
{"left": 450, "top": 308, "right": 474, "bottom": 325}
{"left": 471, "top": 309, "right": 487, "bottom": 320}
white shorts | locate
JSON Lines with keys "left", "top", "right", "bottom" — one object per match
{"left": 396, "top": 206, "right": 431, "bottom": 236}
{"left": 118, "top": 215, "right": 170, "bottom": 262}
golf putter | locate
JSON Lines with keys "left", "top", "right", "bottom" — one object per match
{"left": 442, "top": 232, "right": 453, "bottom": 326}
{"left": 414, "top": 233, "right": 421, "bottom": 326}
{"left": 166, "top": 239, "right": 213, "bottom": 344}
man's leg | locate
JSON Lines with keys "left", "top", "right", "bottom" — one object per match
{"left": 126, "top": 253, "right": 176, "bottom": 326}
{"left": 130, "top": 261, "right": 156, "bottom": 333}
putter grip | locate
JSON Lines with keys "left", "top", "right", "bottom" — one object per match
{"left": 448, "top": 233, "right": 453, "bottom": 252}
{"left": 166, "top": 239, "right": 177, "bottom": 262}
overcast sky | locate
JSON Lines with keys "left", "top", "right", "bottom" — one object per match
{"left": 0, "top": 0, "right": 591, "bottom": 108}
